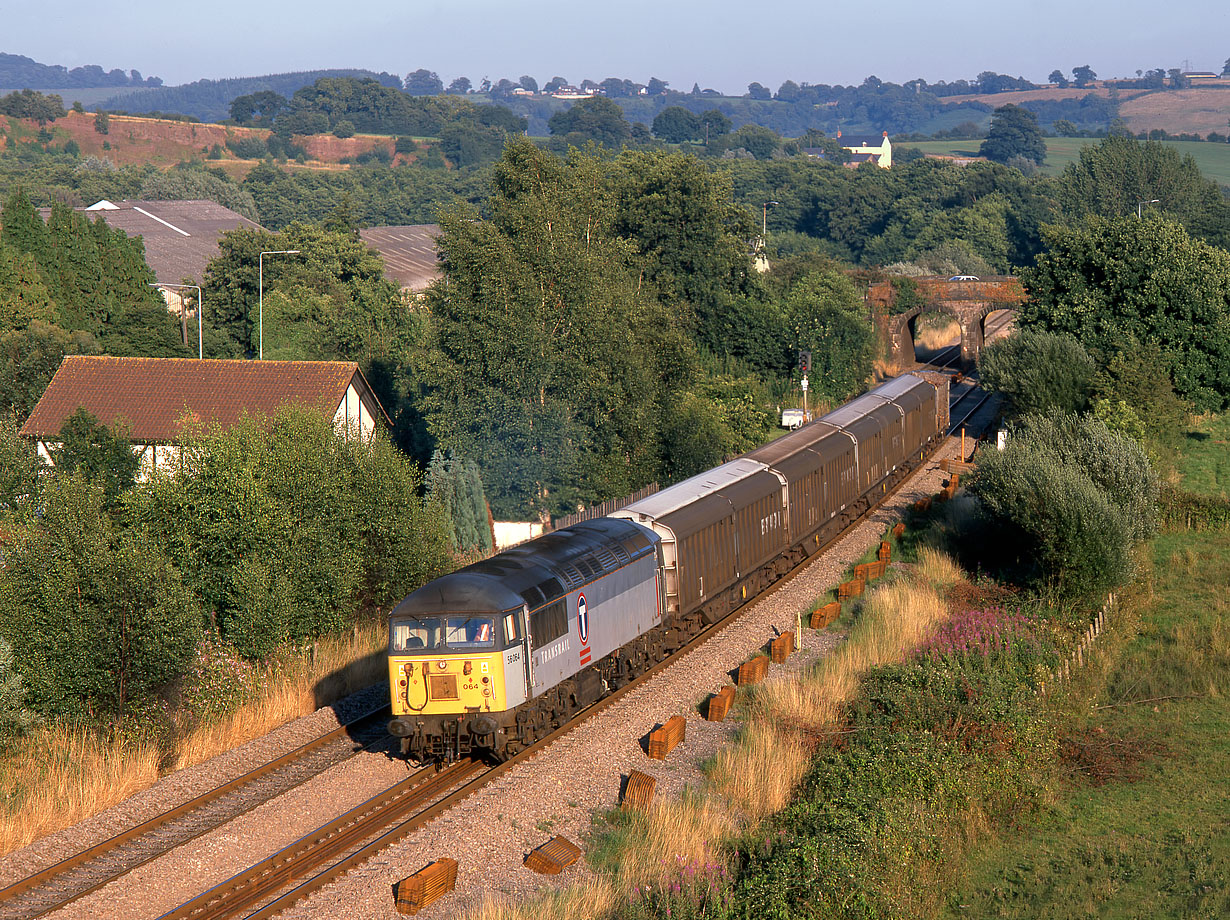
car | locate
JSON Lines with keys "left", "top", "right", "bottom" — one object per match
{"left": 948, "top": 275, "right": 979, "bottom": 281}
{"left": 781, "top": 409, "right": 806, "bottom": 429}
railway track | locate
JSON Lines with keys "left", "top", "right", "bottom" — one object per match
{"left": 2, "top": 375, "right": 1000, "bottom": 920}
{"left": 0, "top": 707, "right": 391, "bottom": 920}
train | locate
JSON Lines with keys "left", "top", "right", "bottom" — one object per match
{"left": 386, "top": 372, "right": 947, "bottom": 762}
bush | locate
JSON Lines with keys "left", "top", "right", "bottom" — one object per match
{"left": 978, "top": 330, "right": 1097, "bottom": 416}
{"left": 332, "top": 120, "right": 356, "bottom": 139}
{"left": 0, "top": 474, "right": 202, "bottom": 720}
{"left": 0, "top": 636, "right": 35, "bottom": 737}
{"left": 225, "top": 135, "right": 269, "bottom": 159}
{"left": 132, "top": 407, "right": 453, "bottom": 659}
{"left": 970, "top": 412, "right": 1158, "bottom": 595}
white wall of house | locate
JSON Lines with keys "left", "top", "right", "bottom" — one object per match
{"left": 333, "top": 383, "right": 377, "bottom": 442}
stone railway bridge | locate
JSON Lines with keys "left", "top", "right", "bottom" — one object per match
{"left": 869, "top": 277, "right": 1025, "bottom": 372}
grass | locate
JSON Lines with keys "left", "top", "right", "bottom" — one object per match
{"left": 904, "top": 138, "right": 1230, "bottom": 184}
{"left": 0, "top": 622, "right": 387, "bottom": 857}
{"left": 941, "top": 415, "right": 1230, "bottom": 919}
{"left": 1176, "top": 413, "right": 1230, "bottom": 498}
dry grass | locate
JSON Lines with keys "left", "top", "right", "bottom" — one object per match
{"left": 465, "top": 878, "right": 619, "bottom": 920}
{"left": 915, "top": 317, "right": 960, "bottom": 351}
{"left": 614, "top": 795, "right": 737, "bottom": 890}
{"left": 173, "top": 622, "right": 386, "bottom": 772}
{"left": 916, "top": 545, "right": 966, "bottom": 590}
{"left": 0, "top": 623, "right": 387, "bottom": 856}
{"left": 710, "top": 573, "right": 951, "bottom": 819}
{"left": 0, "top": 726, "right": 161, "bottom": 857}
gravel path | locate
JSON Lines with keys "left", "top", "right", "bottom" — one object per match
{"left": 3, "top": 426, "right": 978, "bottom": 920}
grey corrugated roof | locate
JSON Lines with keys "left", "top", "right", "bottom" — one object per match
{"left": 358, "top": 224, "right": 442, "bottom": 292}
{"left": 41, "top": 199, "right": 263, "bottom": 284}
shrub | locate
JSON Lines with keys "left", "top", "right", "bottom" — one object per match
{"left": 0, "top": 637, "right": 35, "bottom": 737}
{"left": 0, "top": 474, "right": 202, "bottom": 720}
{"left": 332, "top": 120, "right": 356, "bottom": 139}
{"left": 970, "top": 412, "right": 1158, "bottom": 595}
{"left": 978, "top": 329, "right": 1097, "bottom": 416}
{"left": 225, "top": 135, "right": 269, "bottom": 159}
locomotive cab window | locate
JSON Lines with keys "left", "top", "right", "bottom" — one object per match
{"left": 445, "top": 616, "right": 497, "bottom": 649}
{"left": 503, "top": 612, "right": 521, "bottom": 644}
{"left": 530, "top": 599, "right": 568, "bottom": 650}
{"left": 390, "top": 616, "right": 444, "bottom": 652}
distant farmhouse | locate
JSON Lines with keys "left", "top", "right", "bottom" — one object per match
{"left": 20, "top": 356, "right": 388, "bottom": 478}
{"left": 358, "top": 224, "right": 443, "bottom": 296}
{"left": 801, "top": 132, "right": 893, "bottom": 168}
{"left": 835, "top": 131, "right": 892, "bottom": 168}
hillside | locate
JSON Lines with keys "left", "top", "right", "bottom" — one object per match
{"left": 0, "top": 111, "right": 422, "bottom": 175}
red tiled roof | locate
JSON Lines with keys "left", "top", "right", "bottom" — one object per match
{"left": 19, "top": 356, "right": 389, "bottom": 443}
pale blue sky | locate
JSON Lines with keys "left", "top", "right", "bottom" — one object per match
{"left": 4, "top": 1, "right": 1227, "bottom": 92}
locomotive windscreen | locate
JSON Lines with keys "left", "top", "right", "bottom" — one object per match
{"left": 390, "top": 614, "right": 500, "bottom": 651}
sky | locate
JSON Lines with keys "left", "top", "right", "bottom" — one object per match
{"left": 3, "top": 1, "right": 1227, "bottom": 93}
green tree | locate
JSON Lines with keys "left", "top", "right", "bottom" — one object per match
{"left": 725, "top": 124, "right": 780, "bottom": 160}
{"left": 977, "top": 330, "right": 1097, "bottom": 417}
{"left": 134, "top": 407, "right": 451, "bottom": 658}
{"left": 1072, "top": 65, "right": 1097, "bottom": 87}
{"left": 417, "top": 140, "right": 690, "bottom": 517}
{"left": 1055, "top": 136, "right": 1230, "bottom": 248}
{"left": 0, "top": 473, "right": 202, "bottom": 720}
{"left": 780, "top": 270, "right": 876, "bottom": 401}
{"left": 652, "top": 106, "right": 702, "bottom": 143}
{"left": 1020, "top": 217, "right": 1230, "bottom": 411}
{"left": 547, "top": 96, "right": 632, "bottom": 148}
{"left": 0, "top": 412, "right": 42, "bottom": 513}
{"left": 50, "top": 408, "right": 141, "bottom": 505}
{"left": 970, "top": 412, "right": 1157, "bottom": 596}
{"left": 979, "top": 104, "right": 1046, "bottom": 165}
{"left": 404, "top": 69, "right": 444, "bottom": 96}
{"left": 0, "top": 636, "right": 35, "bottom": 737}
{"left": 425, "top": 450, "right": 493, "bottom": 554}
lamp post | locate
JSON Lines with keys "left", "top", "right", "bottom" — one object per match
{"left": 762, "top": 200, "right": 779, "bottom": 239}
{"left": 149, "top": 282, "right": 203, "bottom": 358}
{"left": 1137, "top": 198, "right": 1160, "bottom": 218}
{"left": 259, "top": 249, "right": 300, "bottom": 360}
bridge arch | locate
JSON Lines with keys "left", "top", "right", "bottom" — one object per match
{"left": 868, "top": 277, "right": 1025, "bottom": 372}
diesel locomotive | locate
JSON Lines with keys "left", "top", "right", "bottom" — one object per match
{"left": 387, "top": 373, "right": 946, "bottom": 761}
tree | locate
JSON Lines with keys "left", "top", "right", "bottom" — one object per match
{"left": 1072, "top": 64, "right": 1096, "bottom": 87}
{"left": 93, "top": 111, "right": 109, "bottom": 135}
{"left": 519, "top": 75, "right": 538, "bottom": 93}
{"left": 0, "top": 473, "right": 202, "bottom": 720}
{"left": 725, "top": 124, "right": 780, "bottom": 159}
{"left": 1055, "top": 136, "right": 1230, "bottom": 247}
{"left": 979, "top": 104, "right": 1046, "bottom": 165}
{"left": 747, "top": 82, "right": 772, "bottom": 100}
{"left": 1048, "top": 70, "right": 1069, "bottom": 88}
{"left": 1052, "top": 118, "right": 1078, "bottom": 137}
{"left": 425, "top": 450, "right": 493, "bottom": 554}
{"left": 50, "top": 408, "right": 141, "bottom": 505}
{"left": 646, "top": 77, "right": 669, "bottom": 95}
{"left": 417, "top": 140, "right": 693, "bottom": 517}
{"left": 652, "top": 106, "right": 701, "bottom": 143}
{"left": 699, "top": 109, "right": 732, "bottom": 139}
{"left": 780, "top": 270, "right": 876, "bottom": 401}
{"left": 547, "top": 96, "right": 632, "bottom": 148}
{"left": 1020, "top": 217, "right": 1230, "bottom": 411}
{"left": 404, "top": 69, "right": 443, "bottom": 95}
{"left": 977, "top": 330, "right": 1097, "bottom": 417}
{"left": 332, "top": 120, "right": 356, "bottom": 138}
{"left": 969, "top": 412, "right": 1156, "bottom": 596}
{"left": 446, "top": 76, "right": 471, "bottom": 95}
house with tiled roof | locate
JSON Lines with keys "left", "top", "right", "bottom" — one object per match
{"left": 20, "top": 356, "right": 389, "bottom": 476}
{"left": 357, "top": 224, "right": 442, "bottom": 295}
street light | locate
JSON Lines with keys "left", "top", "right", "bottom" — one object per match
{"left": 259, "top": 249, "right": 300, "bottom": 360}
{"left": 762, "top": 200, "right": 779, "bottom": 239}
{"left": 149, "top": 282, "right": 203, "bottom": 359}
{"left": 1137, "top": 198, "right": 1160, "bottom": 219}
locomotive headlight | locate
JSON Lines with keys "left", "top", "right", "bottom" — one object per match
{"left": 436, "top": 661, "right": 447, "bottom": 670}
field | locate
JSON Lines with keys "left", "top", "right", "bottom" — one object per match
{"left": 904, "top": 137, "right": 1230, "bottom": 185}
{"left": 942, "top": 414, "right": 1230, "bottom": 919}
